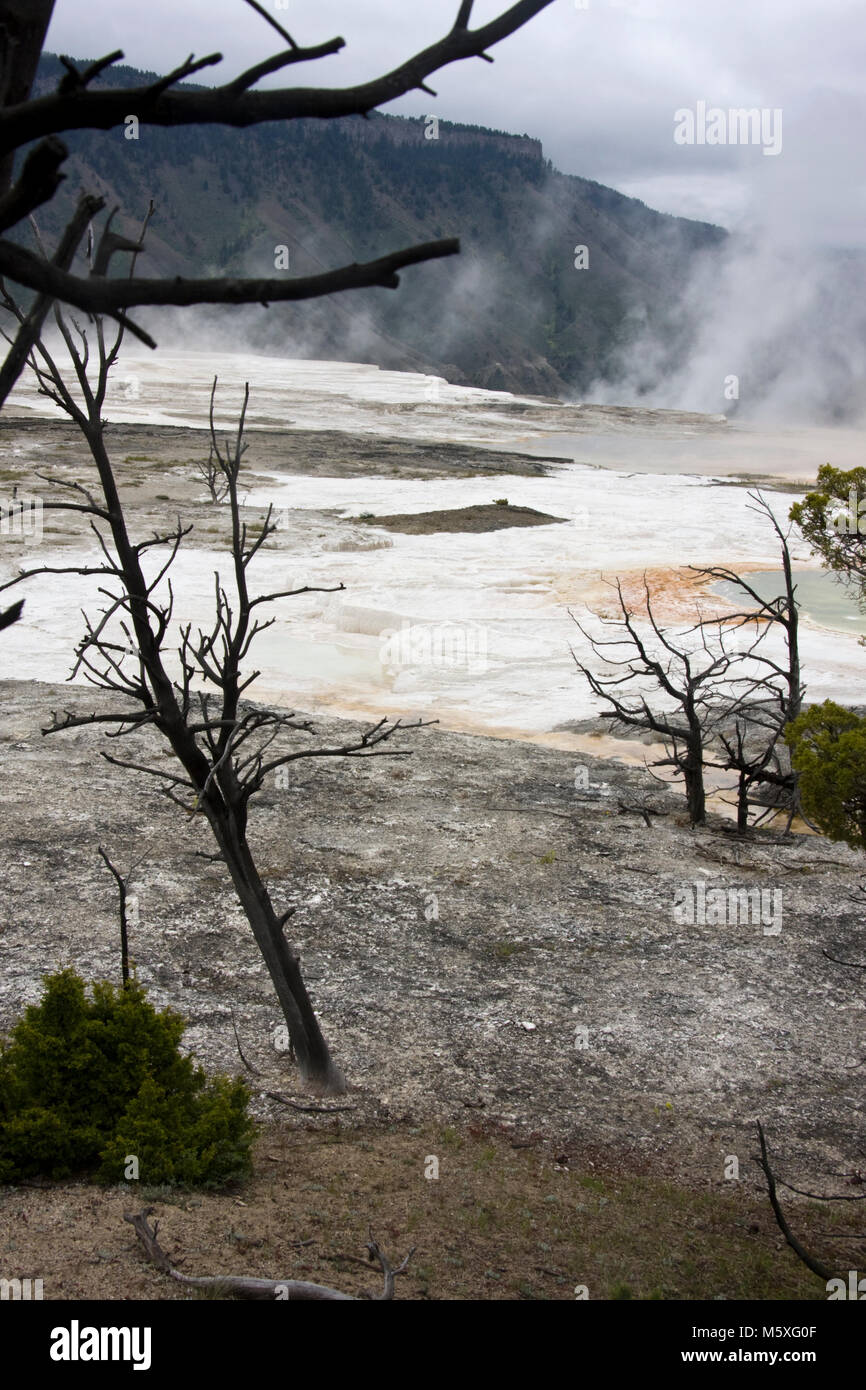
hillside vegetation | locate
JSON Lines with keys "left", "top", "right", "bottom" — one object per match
{"left": 24, "top": 54, "right": 726, "bottom": 395}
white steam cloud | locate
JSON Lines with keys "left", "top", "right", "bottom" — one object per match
{"left": 587, "top": 234, "right": 866, "bottom": 424}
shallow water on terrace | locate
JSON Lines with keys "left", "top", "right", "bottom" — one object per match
{"left": 274, "top": 634, "right": 386, "bottom": 687}
{"left": 504, "top": 422, "right": 866, "bottom": 479}
{"left": 712, "top": 569, "right": 866, "bottom": 635}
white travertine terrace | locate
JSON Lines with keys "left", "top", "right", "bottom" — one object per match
{"left": 3, "top": 351, "right": 863, "bottom": 741}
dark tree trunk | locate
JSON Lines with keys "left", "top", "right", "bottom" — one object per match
{"left": 80, "top": 425, "right": 346, "bottom": 1094}
{"left": 204, "top": 802, "right": 346, "bottom": 1094}
{"left": 683, "top": 768, "right": 706, "bottom": 826}
{"left": 781, "top": 542, "right": 802, "bottom": 724}
{"left": 736, "top": 770, "right": 749, "bottom": 833}
{"left": 683, "top": 733, "right": 706, "bottom": 826}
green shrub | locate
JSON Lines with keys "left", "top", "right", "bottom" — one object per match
{"left": 786, "top": 700, "right": 866, "bottom": 851}
{"left": 0, "top": 968, "right": 255, "bottom": 1187}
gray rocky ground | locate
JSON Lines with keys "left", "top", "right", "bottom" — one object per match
{"left": 0, "top": 412, "right": 862, "bottom": 1201}
{"left": 0, "top": 678, "right": 862, "bottom": 1193}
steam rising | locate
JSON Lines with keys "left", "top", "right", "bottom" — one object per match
{"left": 588, "top": 233, "right": 866, "bottom": 424}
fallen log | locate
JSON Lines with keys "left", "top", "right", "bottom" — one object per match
{"left": 124, "top": 1207, "right": 414, "bottom": 1300}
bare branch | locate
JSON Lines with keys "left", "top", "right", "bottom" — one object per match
{"left": 0, "top": 235, "right": 461, "bottom": 319}
{"left": 91, "top": 206, "right": 148, "bottom": 276}
{"left": 230, "top": 1007, "right": 262, "bottom": 1077}
{"left": 100, "top": 752, "right": 193, "bottom": 789}
{"left": 454, "top": 2, "right": 476, "bottom": 30}
{"left": 242, "top": 0, "right": 298, "bottom": 50}
{"left": 0, "top": 598, "right": 24, "bottom": 631}
{"left": 140, "top": 53, "right": 223, "bottom": 100}
{"left": 0, "top": 135, "right": 67, "bottom": 233}
{"left": 57, "top": 51, "right": 125, "bottom": 94}
{"left": 266, "top": 1091, "right": 354, "bottom": 1116}
{"left": 227, "top": 41, "right": 346, "bottom": 96}
{"left": 754, "top": 1122, "right": 837, "bottom": 1283}
{"left": 0, "top": 2, "right": 555, "bottom": 156}
{"left": 0, "top": 191, "right": 104, "bottom": 406}
{"left": 42, "top": 707, "right": 155, "bottom": 737}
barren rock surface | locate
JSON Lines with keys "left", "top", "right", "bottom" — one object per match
{"left": 0, "top": 678, "right": 861, "bottom": 1189}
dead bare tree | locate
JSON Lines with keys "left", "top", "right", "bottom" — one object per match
{"left": 0, "top": 235, "right": 431, "bottom": 1091}
{"left": 195, "top": 378, "right": 232, "bottom": 504}
{"left": 689, "top": 492, "right": 805, "bottom": 831}
{"left": 0, "top": 0, "right": 555, "bottom": 401}
{"left": 97, "top": 846, "right": 145, "bottom": 988}
{"left": 571, "top": 577, "right": 738, "bottom": 826}
{"left": 0, "top": 0, "right": 554, "bottom": 1088}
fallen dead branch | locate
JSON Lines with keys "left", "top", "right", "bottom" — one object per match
{"left": 266, "top": 1090, "right": 355, "bottom": 1114}
{"left": 124, "top": 1207, "right": 413, "bottom": 1300}
{"left": 616, "top": 799, "right": 668, "bottom": 827}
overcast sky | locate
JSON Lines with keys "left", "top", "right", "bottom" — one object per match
{"left": 46, "top": 0, "right": 866, "bottom": 246}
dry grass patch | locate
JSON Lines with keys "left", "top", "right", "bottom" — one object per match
{"left": 0, "top": 1121, "right": 841, "bottom": 1301}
